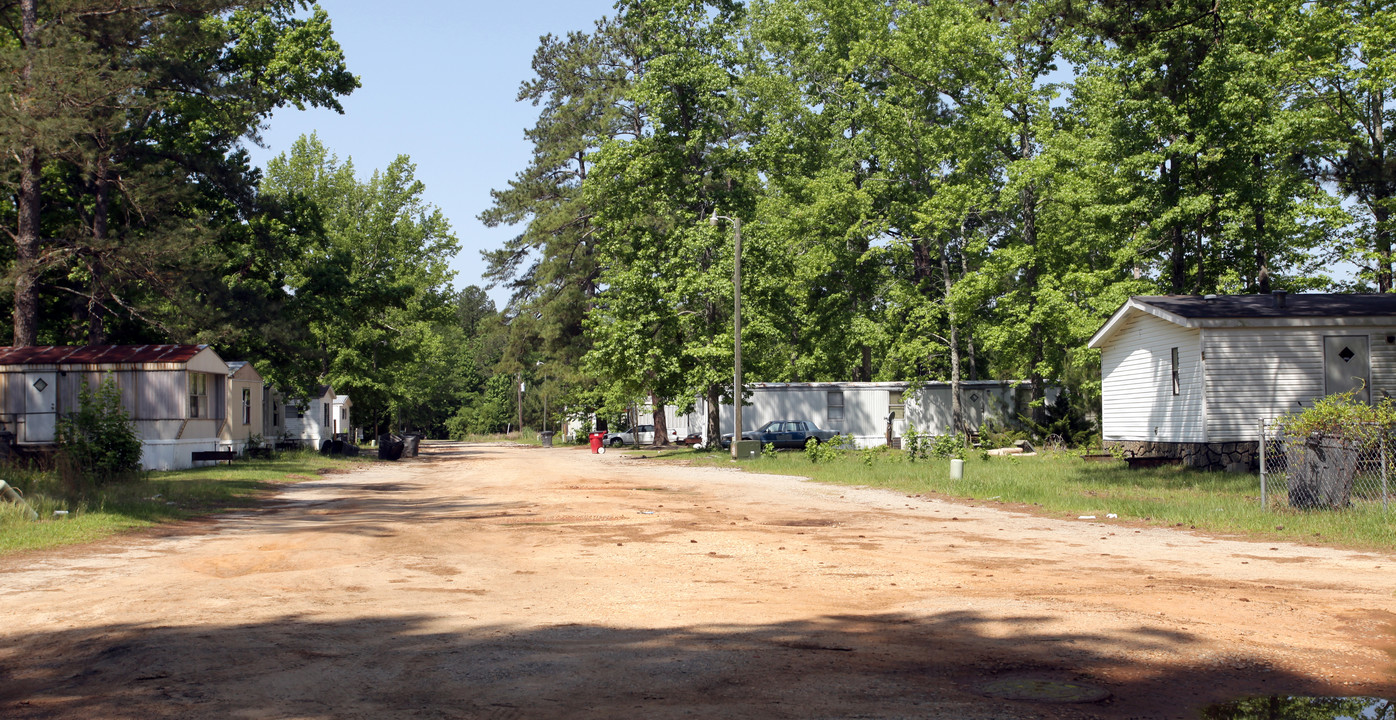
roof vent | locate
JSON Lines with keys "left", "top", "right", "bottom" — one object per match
{"left": 1203, "top": 294, "right": 1217, "bottom": 302}
{"left": 1273, "top": 289, "right": 1288, "bottom": 308}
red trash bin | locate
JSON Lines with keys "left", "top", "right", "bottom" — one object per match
{"left": 588, "top": 432, "right": 606, "bottom": 454}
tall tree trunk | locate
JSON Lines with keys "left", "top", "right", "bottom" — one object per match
{"left": 1251, "top": 154, "right": 1271, "bottom": 294}
{"left": 1375, "top": 87, "right": 1392, "bottom": 293}
{"left": 650, "top": 390, "right": 669, "bottom": 446}
{"left": 87, "top": 150, "right": 111, "bottom": 345}
{"left": 13, "top": 0, "right": 40, "bottom": 347}
{"left": 958, "top": 249, "right": 976, "bottom": 381}
{"left": 1167, "top": 155, "right": 1186, "bottom": 294}
{"left": 705, "top": 383, "right": 720, "bottom": 448}
{"left": 940, "top": 244, "right": 962, "bottom": 437}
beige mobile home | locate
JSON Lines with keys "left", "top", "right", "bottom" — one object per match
{"left": 221, "top": 361, "right": 265, "bottom": 452}
{"left": 0, "top": 344, "right": 231, "bottom": 470}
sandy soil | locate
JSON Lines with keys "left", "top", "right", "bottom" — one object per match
{"left": 2, "top": 442, "right": 1394, "bottom": 719}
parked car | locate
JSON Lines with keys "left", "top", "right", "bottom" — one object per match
{"left": 605, "top": 424, "right": 655, "bottom": 446}
{"left": 605, "top": 425, "right": 702, "bottom": 447}
{"left": 719, "top": 420, "right": 837, "bottom": 449}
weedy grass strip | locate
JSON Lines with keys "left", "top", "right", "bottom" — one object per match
{"left": 0, "top": 450, "right": 368, "bottom": 556}
{"left": 676, "top": 449, "right": 1396, "bottom": 551}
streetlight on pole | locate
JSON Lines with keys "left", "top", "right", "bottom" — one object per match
{"left": 710, "top": 211, "right": 745, "bottom": 459}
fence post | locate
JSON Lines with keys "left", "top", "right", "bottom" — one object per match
{"left": 1259, "top": 418, "right": 1267, "bottom": 510}
{"left": 1383, "top": 426, "right": 1389, "bottom": 513}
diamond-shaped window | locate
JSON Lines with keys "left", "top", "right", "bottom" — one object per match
{"left": 31, "top": 378, "right": 47, "bottom": 392}
{"left": 1340, "top": 346, "right": 1356, "bottom": 363}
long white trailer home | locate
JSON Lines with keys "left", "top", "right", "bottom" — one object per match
{"left": 565, "top": 380, "right": 1045, "bottom": 448}
{"left": 1089, "top": 292, "right": 1396, "bottom": 470}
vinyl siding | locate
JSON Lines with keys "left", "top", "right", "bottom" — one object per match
{"left": 1370, "top": 332, "right": 1396, "bottom": 398}
{"left": 138, "top": 371, "right": 185, "bottom": 419}
{"left": 906, "top": 385, "right": 1017, "bottom": 435}
{"left": 1203, "top": 327, "right": 1396, "bottom": 441}
{"left": 1099, "top": 313, "right": 1204, "bottom": 442}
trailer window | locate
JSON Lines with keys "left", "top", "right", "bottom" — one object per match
{"left": 1171, "top": 347, "right": 1180, "bottom": 396}
{"left": 827, "top": 391, "right": 845, "bottom": 427}
{"left": 189, "top": 373, "right": 208, "bottom": 418}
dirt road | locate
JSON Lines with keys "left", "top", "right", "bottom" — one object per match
{"left": 2, "top": 443, "right": 1394, "bottom": 719}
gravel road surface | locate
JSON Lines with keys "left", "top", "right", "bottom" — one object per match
{"left": 2, "top": 442, "right": 1394, "bottom": 719}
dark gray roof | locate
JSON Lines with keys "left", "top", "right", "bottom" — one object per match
{"left": 1137, "top": 293, "right": 1396, "bottom": 319}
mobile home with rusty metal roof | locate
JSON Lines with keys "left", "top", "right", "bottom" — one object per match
{"left": 0, "top": 344, "right": 232, "bottom": 470}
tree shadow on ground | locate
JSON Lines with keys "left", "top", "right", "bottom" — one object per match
{"left": 1, "top": 608, "right": 1383, "bottom": 720}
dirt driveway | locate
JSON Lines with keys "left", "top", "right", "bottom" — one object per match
{"left": 2, "top": 443, "right": 1394, "bottom": 719}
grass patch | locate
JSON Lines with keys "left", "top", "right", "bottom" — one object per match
{"left": 0, "top": 450, "right": 369, "bottom": 556}
{"left": 679, "top": 449, "right": 1396, "bottom": 551}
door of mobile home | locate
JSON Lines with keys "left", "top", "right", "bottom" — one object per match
{"left": 1324, "top": 335, "right": 1371, "bottom": 403}
{"left": 24, "top": 371, "right": 57, "bottom": 443}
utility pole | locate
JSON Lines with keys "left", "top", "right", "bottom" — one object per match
{"left": 517, "top": 374, "right": 524, "bottom": 435}
{"left": 710, "top": 212, "right": 744, "bottom": 458}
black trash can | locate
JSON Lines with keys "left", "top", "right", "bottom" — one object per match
{"left": 378, "top": 433, "right": 405, "bottom": 461}
{"left": 540, "top": 431, "right": 555, "bottom": 448}
{"left": 402, "top": 434, "right": 422, "bottom": 457}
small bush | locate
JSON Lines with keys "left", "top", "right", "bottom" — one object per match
{"left": 1277, "top": 389, "right": 1396, "bottom": 448}
{"left": 977, "top": 418, "right": 1026, "bottom": 449}
{"left": 903, "top": 428, "right": 929, "bottom": 461}
{"left": 56, "top": 377, "right": 142, "bottom": 488}
{"left": 929, "top": 433, "right": 966, "bottom": 459}
{"left": 805, "top": 434, "right": 847, "bottom": 463}
{"left": 861, "top": 445, "right": 889, "bottom": 466}
{"left": 762, "top": 442, "right": 777, "bottom": 459}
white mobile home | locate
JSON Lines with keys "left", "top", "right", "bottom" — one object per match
{"left": 1088, "top": 292, "right": 1396, "bottom": 469}
{"left": 564, "top": 380, "right": 1042, "bottom": 448}
{"left": 221, "top": 361, "right": 265, "bottom": 453}
{"left": 0, "top": 344, "right": 231, "bottom": 470}
{"left": 331, "top": 394, "right": 352, "bottom": 436}
{"left": 284, "top": 384, "right": 336, "bottom": 448}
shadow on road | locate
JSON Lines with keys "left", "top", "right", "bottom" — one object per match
{"left": 1, "top": 607, "right": 1374, "bottom": 719}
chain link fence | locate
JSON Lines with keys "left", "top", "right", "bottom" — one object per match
{"left": 1259, "top": 418, "right": 1394, "bottom": 511}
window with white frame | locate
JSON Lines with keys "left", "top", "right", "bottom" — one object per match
{"left": 189, "top": 373, "right": 208, "bottom": 418}
{"left": 241, "top": 388, "right": 252, "bottom": 425}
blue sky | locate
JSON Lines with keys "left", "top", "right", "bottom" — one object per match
{"left": 243, "top": 0, "right": 619, "bottom": 309}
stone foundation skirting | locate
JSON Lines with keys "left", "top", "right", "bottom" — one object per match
{"left": 1104, "top": 440, "right": 1258, "bottom": 472}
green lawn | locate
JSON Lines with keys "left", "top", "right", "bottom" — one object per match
{"left": 645, "top": 446, "right": 1396, "bottom": 551}
{"left": 0, "top": 450, "right": 368, "bottom": 555}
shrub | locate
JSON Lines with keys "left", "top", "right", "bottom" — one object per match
{"left": 762, "top": 442, "right": 777, "bottom": 459}
{"left": 861, "top": 445, "right": 889, "bottom": 466}
{"left": 929, "top": 433, "right": 966, "bottom": 459}
{"left": 56, "top": 377, "right": 142, "bottom": 487}
{"left": 1277, "top": 389, "right": 1396, "bottom": 449}
{"left": 805, "top": 434, "right": 847, "bottom": 463}
{"left": 903, "top": 428, "right": 929, "bottom": 461}
{"left": 977, "top": 418, "right": 1026, "bottom": 449}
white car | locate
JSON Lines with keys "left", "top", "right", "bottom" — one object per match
{"left": 604, "top": 424, "right": 656, "bottom": 446}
